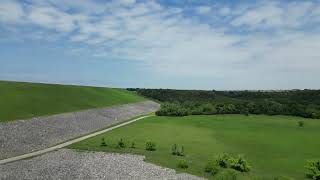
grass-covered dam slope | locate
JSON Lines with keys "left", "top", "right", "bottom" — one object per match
{"left": 69, "top": 115, "right": 320, "bottom": 180}
{"left": 0, "top": 81, "right": 145, "bottom": 122}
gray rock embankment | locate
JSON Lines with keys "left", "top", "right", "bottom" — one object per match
{"left": 0, "top": 101, "right": 160, "bottom": 160}
{"left": 0, "top": 149, "right": 204, "bottom": 180}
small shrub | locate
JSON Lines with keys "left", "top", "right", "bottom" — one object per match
{"left": 100, "top": 138, "right": 107, "bottom": 147}
{"left": 177, "top": 159, "right": 189, "bottom": 169}
{"left": 214, "top": 153, "right": 251, "bottom": 173}
{"left": 205, "top": 160, "right": 220, "bottom": 176}
{"left": 177, "top": 146, "right": 185, "bottom": 156}
{"left": 305, "top": 160, "right": 320, "bottom": 180}
{"left": 216, "top": 153, "right": 231, "bottom": 168}
{"left": 117, "top": 138, "right": 126, "bottom": 148}
{"left": 145, "top": 141, "right": 156, "bottom": 151}
{"left": 171, "top": 144, "right": 185, "bottom": 156}
{"left": 171, "top": 144, "right": 177, "bottom": 155}
{"left": 298, "top": 121, "right": 305, "bottom": 127}
{"left": 130, "top": 142, "right": 136, "bottom": 148}
{"left": 229, "top": 156, "right": 251, "bottom": 172}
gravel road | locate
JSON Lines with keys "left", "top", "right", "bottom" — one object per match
{"left": 0, "top": 149, "right": 203, "bottom": 180}
{"left": 0, "top": 101, "right": 159, "bottom": 160}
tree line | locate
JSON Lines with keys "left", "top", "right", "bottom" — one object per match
{"left": 127, "top": 88, "right": 320, "bottom": 119}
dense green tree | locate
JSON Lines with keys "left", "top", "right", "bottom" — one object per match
{"left": 130, "top": 88, "right": 320, "bottom": 118}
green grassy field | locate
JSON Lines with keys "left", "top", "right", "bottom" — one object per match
{"left": 0, "top": 81, "right": 145, "bottom": 122}
{"left": 69, "top": 115, "right": 320, "bottom": 179}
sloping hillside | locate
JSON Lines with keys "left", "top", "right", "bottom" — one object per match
{"left": 0, "top": 81, "right": 145, "bottom": 122}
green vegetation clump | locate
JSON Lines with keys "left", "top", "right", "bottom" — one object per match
{"left": 177, "top": 159, "right": 189, "bottom": 169}
{"left": 145, "top": 141, "right": 156, "bottom": 151}
{"left": 204, "top": 160, "right": 220, "bottom": 176}
{"left": 229, "top": 155, "right": 251, "bottom": 172}
{"left": 0, "top": 81, "right": 145, "bottom": 122}
{"left": 214, "top": 154, "right": 251, "bottom": 172}
{"left": 130, "top": 142, "right": 136, "bottom": 148}
{"left": 171, "top": 144, "right": 178, "bottom": 155}
{"left": 130, "top": 88, "right": 320, "bottom": 119}
{"left": 171, "top": 144, "right": 185, "bottom": 156}
{"left": 216, "top": 153, "right": 231, "bottom": 168}
{"left": 305, "top": 160, "right": 320, "bottom": 180}
{"left": 205, "top": 154, "right": 250, "bottom": 178}
{"left": 117, "top": 138, "right": 126, "bottom": 148}
{"left": 298, "top": 121, "right": 305, "bottom": 127}
{"left": 100, "top": 138, "right": 107, "bottom": 147}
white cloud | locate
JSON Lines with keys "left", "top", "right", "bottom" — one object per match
{"left": 27, "top": 0, "right": 107, "bottom": 14}
{"left": 195, "top": 6, "right": 211, "bottom": 14}
{"left": 0, "top": 0, "right": 25, "bottom": 24}
{"left": 118, "top": 0, "right": 136, "bottom": 6}
{"left": 231, "top": 1, "right": 317, "bottom": 29}
{"left": 231, "top": 2, "right": 283, "bottom": 28}
{"left": 27, "top": 6, "right": 76, "bottom": 32}
{"left": 219, "top": 7, "right": 230, "bottom": 16}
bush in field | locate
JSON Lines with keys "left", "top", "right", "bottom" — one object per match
{"left": 178, "top": 146, "right": 185, "bottom": 156}
{"left": 177, "top": 159, "right": 189, "bottom": 169}
{"left": 229, "top": 156, "right": 251, "bottom": 172}
{"left": 100, "top": 138, "right": 107, "bottom": 147}
{"left": 305, "top": 160, "right": 320, "bottom": 180}
{"left": 171, "top": 144, "right": 185, "bottom": 156}
{"left": 171, "top": 144, "right": 178, "bottom": 155}
{"left": 204, "top": 160, "right": 220, "bottom": 176}
{"left": 298, "top": 121, "right": 305, "bottom": 127}
{"left": 130, "top": 142, "right": 136, "bottom": 148}
{"left": 145, "top": 141, "right": 156, "bottom": 151}
{"left": 214, "top": 153, "right": 251, "bottom": 173}
{"left": 117, "top": 138, "right": 126, "bottom": 148}
{"left": 216, "top": 153, "right": 231, "bottom": 168}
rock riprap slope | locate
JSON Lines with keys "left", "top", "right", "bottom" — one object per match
{"left": 0, "top": 149, "right": 202, "bottom": 180}
{"left": 0, "top": 101, "right": 159, "bottom": 160}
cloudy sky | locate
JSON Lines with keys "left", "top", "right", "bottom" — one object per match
{"left": 0, "top": 0, "right": 320, "bottom": 90}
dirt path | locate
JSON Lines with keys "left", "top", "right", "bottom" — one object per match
{"left": 0, "top": 101, "right": 159, "bottom": 160}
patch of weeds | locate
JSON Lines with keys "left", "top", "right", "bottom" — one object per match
{"left": 130, "top": 142, "right": 136, "bottom": 148}
{"left": 117, "top": 138, "right": 126, "bottom": 148}
{"left": 204, "top": 160, "right": 220, "bottom": 176}
{"left": 100, "top": 138, "right": 107, "bottom": 147}
{"left": 305, "top": 160, "right": 320, "bottom": 180}
{"left": 145, "top": 141, "right": 156, "bottom": 151}
{"left": 177, "top": 159, "right": 189, "bottom": 169}
{"left": 216, "top": 153, "right": 231, "bottom": 168}
{"left": 298, "top": 121, "right": 305, "bottom": 128}
{"left": 171, "top": 144, "right": 185, "bottom": 156}
{"left": 214, "top": 153, "right": 251, "bottom": 173}
{"left": 172, "top": 144, "right": 178, "bottom": 155}
{"left": 229, "top": 155, "right": 251, "bottom": 172}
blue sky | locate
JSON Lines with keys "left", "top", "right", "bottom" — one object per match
{"left": 0, "top": 0, "right": 320, "bottom": 90}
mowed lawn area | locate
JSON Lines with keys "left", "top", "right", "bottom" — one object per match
{"left": 0, "top": 81, "right": 145, "bottom": 122}
{"left": 69, "top": 115, "right": 320, "bottom": 179}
